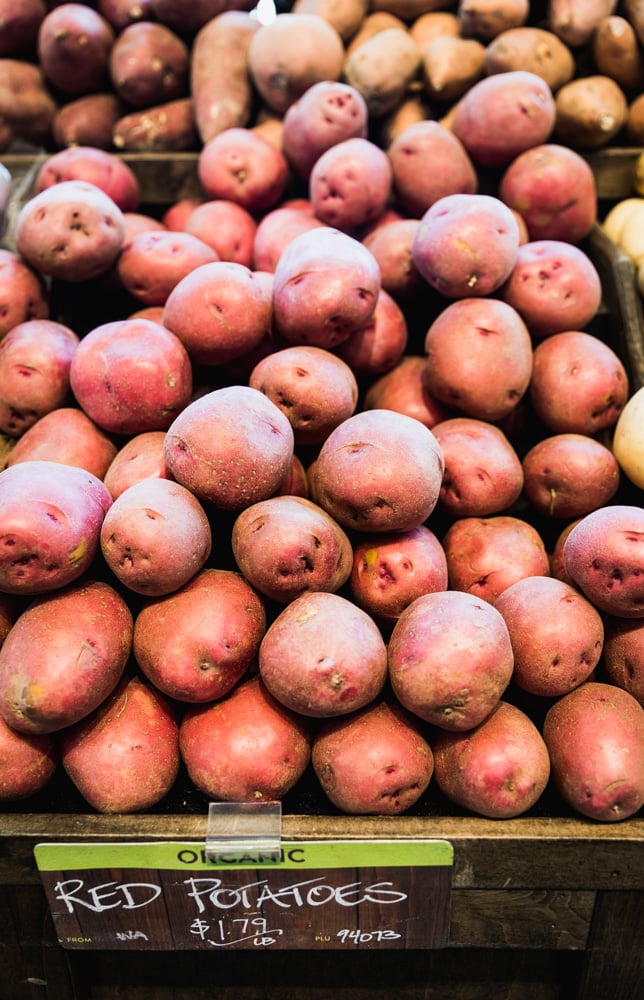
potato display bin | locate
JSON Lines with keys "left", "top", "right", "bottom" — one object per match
{"left": 1, "top": 153, "right": 644, "bottom": 1000}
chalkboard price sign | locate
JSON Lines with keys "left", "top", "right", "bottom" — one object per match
{"left": 34, "top": 839, "right": 453, "bottom": 951}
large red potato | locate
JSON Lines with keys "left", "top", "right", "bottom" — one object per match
{"left": 37, "top": 3, "right": 115, "bottom": 94}
{"left": 0, "top": 250, "right": 49, "bottom": 342}
{"left": 0, "top": 460, "right": 112, "bottom": 596}
{"left": 602, "top": 616, "right": 644, "bottom": 706}
{"left": 522, "top": 433, "right": 620, "bottom": 520}
{"left": 103, "top": 431, "right": 170, "bottom": 500}
{"left": 333, "top": 287, "right": 408, "bottom": 377}
{"left": 198, "top": 127, "right": 289, "bottom": 214}
{"left": 310, "top": 408, "right": 444, "bottom": 534}
{"left": 179, "top": 675, "right": 311, "bottom": 802}
{"left": 116, "top": 229, "right": 219, "bottom": 306}
{"left": 432, "top": 700, "right": 551, "bottom": 818}
{"left": 543, "top": 681, "right": 644, "bottom": 822}
{"left": 312, "top": 699, "right": 434, "bottom": 815}
{"left": 60, "top": 673, "right": 180, "bottom": 813}
{"left": 387, "top": 119, "right": 478, "bottom": 218}
{"left": 0, "top": 578, "right": 132, "bottom": 734}
{"left": 184, "top": 199, "right": 257, "bottom": 267}
{"left": 362, "top": 218, "right": 424, "bottom": 302}
{"left": 259, "top": 590, "right": 388, "bottom": 718}
{"left": 0, "top": 715, "right": 56, "bottom": 802}
{"left": 163, "top": 385, "right": 295, "bottom": 511}
{"left": 35, "top": 146, "right": 140, "bottom": 213}
{"left": 309, "top": 136, "right": 393, "bottom": 233}
{"left": 5, "top": 406, "right": 118, "bottom": 480}
{"left": 388, "top": 590, "right": 514, "bottom": 731}
{"left": 281, "top": 79, "right": 369, "bottom": 180}
{"left": 133, "top": 568, "right": 265, "bottom": 703}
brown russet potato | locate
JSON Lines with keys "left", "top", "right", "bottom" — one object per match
{"left": 547, "top": 0, "right": 619, "bottom": 49}
{"left": 0, "top": 58, "right": 57, "bottom": 148}
{"left": 113, "top": 97, "right": 198, "bottom": 152}
{"left": 420, "top": 35, "right": 486, "bottom": 103}
{"left": 592, "top": 15, "right": 644, "bottom": 92}
{"left": 343, "top": 27, "right": 422, "bottom": 119}
{"left": 409, "top": 10, "right": 460, "bottom": 49}
{"left": 553, "top": 74, "right": 628, "bottom": 149}
{"left": 52, "top": 92, "right": 122, "bottom": 150}
{"left": 458, "top": 0, "right": 529, "bottom": 40}
{"left": 0, "top": 0, "right": 46, "bottom": 58}
{"left": 109, "top": 21, "right": 189, "bottom": 108}
{"left": 346, "top": 10, "right": 407, "bottom": 53}
{"left": 484, "top": 27, "right": 575, "bottom": 92}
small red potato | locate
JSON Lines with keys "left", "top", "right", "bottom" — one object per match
{"left": 184, "top": 199, "right": 257, "bottom": 267}
{"left": 310, "top": 408, "right": 444, "bottom": 534}
{"left": 412, "top": 192, "right": 520, "bottom": 299}
{"left": 443, "top": 514, "right": 551, "bottom": 605}
{"left": 100, "top": 477, "right": 212, "bottom": 597}
{"left": 35, "top": 146, "right": 140, "bottom": 213}
{"left": 0, "top": 250, "right": 49, "bottom": 342}
{"left": 603, "top": 616, "right": 644, "bottom": 706}
{"left": 281, "top": 79, "right": 369, "bottom": 180}
{"left": 249, "top": 345, "right": 358, "bottom": 446}
{"left": 423, "top": 297, "right": 533, "bottom": 422}
{"left": 60, "top": 673, "right": 180, "bottom": 814}
{"left": 231, "top": 495, "right": 353, "bottom": 605}
{"left": 312, "top": 699, "right": 434, "bottom": 815}
{"left": 0, "top": 460, "right": 112, "bottom": 596}
{"left": 198, "top": 127, "right": 289, "bottom": 214}
{"left": 99, "top": 0, "right": 154, "bottom": 30}
{"left": 549, "top": 518, "right": 582, "bottom": 585}
{"left": 522, "top": 433, "right": 620, "bottom": 520}
{"left": 52, "top": 92, "right": 123, "bottom": 150}
{"left": 103, "top": 431, "right": 170, "bottom": 500}
{"left": 389, "top": 589, "right": 514, "bottom": 731}
{"left": 432, "top": 417, "right": 524, "bottom": 517}
{"left": 109, "top": 21, "right": 189, "bottom": 108}
{"left": 500, "top": 239, "right": 603, "bottom": 340}
{"left": 162, "top": 197, "right": 204, "bottom": 232}
{"left": 562, "top": 504, "right": 644, "bottom": 618}
{"left": 6, "top": 407, "right": 118, "bottom": 480}
{"left": 133, "top": 568, "right": 265, "bottom": 703}
{"left": 309, "top": 136, "right": 393, "bottom": 233}
{"left": 363, "top": 355, "right": 452, "bottom": 429}
{"left": 163, "top": 385, "right": 295, "bottom": 511}
{"left": 0, "top": 319, "right": 79, "bottom": 438}
{"left": 432, "top": 700, "right": 551, "bottom": 818}
{"left": 350, "top": 524, "right": 448, "bottom": 625}
{"left": 333, "top": 287, "right": 408, "bottom": 377}
{"left": 529, "top": 330, "right": 629, "bottom": 435}
{"left": 259, "top": 590, "right": 388, "bottom": 718}
{"left": 0, "top": 0, "right": 46, "bottom": 58}
{"left": 252, "top": 198, "right": 326, "bottom": 273}
{"left": 450, "top": 70, "right": 557, "bottom": 169}
{"left": 362, "top": 218, "right": 424, "bottom": 302}
{"left": 15, "top": 180, "right": 125, "bottom": 283}
{"left": 495, "top": 575, "right": 604, "bottom": 697}
{"left": 37, "top": 3, "right": 115, "bottom": 94}
{"left": 69, "top": 317, "right": 192, "bottom": 436}
{"left": 116, "top": 229, "right": 219, "bottom": 306}
{"left": 0, "top": 715, "right": 56, "bottom": 802}
{"left": 499, "top": 143, "right": 597, "bottom": 244}
{"left": 0, "top": 578, "right": 132, "bottom": 734}
{"left": 543, "top": 681, "right": 644, "bottom": 822}
{"left": 388, "top": 119, "right": 478, "bottom": 219}
{"left": 272, "top": 225, "right": 381, "bottom": 349}
{"left": 180, "top": 674, "right": 311, "bottom": 803}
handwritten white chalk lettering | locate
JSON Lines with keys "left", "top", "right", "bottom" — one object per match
{"left": 53, "top": 879, "right": 162, "bottom": 914}
{"left": 183, "top": 876, "right": 408, "bottom": 914}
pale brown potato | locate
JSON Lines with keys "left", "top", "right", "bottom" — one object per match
{"left": 592, "top": 15, "right": 644, "bottom": 92}
{"left": 343, "top": 27, "right": 422, "bottom": 118}
{"left": 553, "top": 74, "right": 628, "bottom": 148}
{"left": 346, "top": 10, "right": 407, "bottom": 53}
{"left": 421, "top": 35, "right": 487, "bottom": 103}
{"left": 291, "top": 0, "right": 369, "bottom": 42}
{"left": 458, "top": 0, "right": 529, "bottom": 40}
{"left": 484, "top": 26, "right": 575, "bottom": 92}
{"left": 409, "top": 11, "right": 460, "bottom": 49}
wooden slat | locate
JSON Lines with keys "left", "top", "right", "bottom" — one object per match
{"left": 576, "top": 890, "right": 644, "bottom": 1000}
{"left": 449, "top": 889, "right": 594, "bottom": 950}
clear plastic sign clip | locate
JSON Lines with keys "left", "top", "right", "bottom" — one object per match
{"left": 205, "top": 801, "right": 283, "bottom": 864}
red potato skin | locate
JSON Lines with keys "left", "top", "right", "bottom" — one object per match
{"left": 179, "top": 675, "right": 311, "bottom": 802}
{"left": 0, "top": 594, "right": 20, "bottom": 648}
{"left": 198, "top": 127, "right": 289, "bottom": 214}
{"left": 37, "top": 3, "right": 115, "bottom": 95}
{"left": 103, "top": 431, "right": 170, "bottom": 500}
{"left": 98, "top": 0, "right": 154, "bottom": 31}
{"left": 259, "top": 591, "right": 388, "bottom": 718}
{"left": 0, "top": 0, "right": 47, "bottom": 58}
{"left": 388, "top": 120, "right": 478, "bottom": 218}
{"left": 52, "top": 93, "right": 123, "bottom": 151}
{"left": 0, "top": 250, "right": 49, "bottom": 341}
{"left": 362, "top": 218, "right": 424, "bottom": 302}
{"left": 543, "top": 681, "right": 644, "bottom": 822}
{"left": 133, "top": 568, "right": 266, "bottom": 703}
{"left": 362, "top": 355, "right": 452, "bottom": 429}
{"left": 281, "top": 79, "right": 369, "bottom": 180}
{"left": 0, "top": 460, "right": 112, "bottom": 596}
{"left": 116, "top": 229, "right": 219, "bottom": 306}
{"left": 309, "top": 136, "right": 393, "bottom": 233}
{"left": 252, "top": 199, "right": 326, "bottom": 273}
{"left": 432, "top": 701, "right": 551, "bottom": 819}
{"left": 36, "top": 146, "right": 140, "bottom": 213}
{"left": 522, "top": 433, "right": 621, "bottom": 520}
{"left": 108, "top": 22, "right": 189, "bottom": 109}
{"left": 312, "top": 699, "right": 434, "bottom": 816}
{"left": 184, "top": 200, "right": 257, "bottom": 267}
{"left": 333, "top": 286, "right": 409, "bottom": 378}
{"left": 0, "top": 578, "right": 132, "bottom": 735}
{"left": 603, "top": 616, "right": 644, "bottom": 706}
{"left": 60, "top": 673, "right": 180, "bottom": 814}
{"left": 0, "top": 715, "right": 56, "bottom": 802}
{"left": 6, "top": 406, "right": 118, "bottom": 480}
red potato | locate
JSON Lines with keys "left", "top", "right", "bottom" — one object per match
{"left": 450, "top": 70, "right": 557, "bottom": 169}
{"left": 133, "top": 568, "right": 265, "bottom": 702}
{"left": 6, "top": 406, "right": 118, "bottom": 480}
{"left": 495, "top": 575, "right": 604, "bottom": 697}
{"left": 0, "top": 0, "right": 46, "bottom": 57}
{"left": 231, "top": 495, "right": 353, "bottom": 605}
{"left": 100, "top": 477, "right": 212, "bottom": 597}
{"left": 163, "top": 385, "right": 295, "bottom": 511}
{"left": 184, "top": 199, "right": 257, "bottom": 267}
{"left": 309, "top": 136, "right": 393, "bottom": 233}
{"left": 259, "top": 590, "right": 388, "bottom": 718}
{"left": 116, "top": 229, "right": 219, "bottom": 307}
{"left": 432, "top": 700, "right": 551, "bottom": 818}
{"left": 281, "top": 79, "right": 369, "bottom": 181}
{"left": 312, "top": 699, "right": 434, "bottom": 815}
{"left": 52, "top": 92, "right": 123, "bottom": 150}
{"left": 37, "top": 3, "right": 115, "bottom": 94}
{"left": 0, "top": 714, "right": 56, "bottom": 801}
{"left": 69, "top": 317, "right": 192, "bottom": 436}
{"left": 112, "top": 97, "right": 198, "bottom": 153}
{"left": 412, "top": 192, "right": 520, "bottom": 299}
{"left": 60, "top": 673, "right": 180, "bottom": 813}
{"left": 198, "top": 127, "right": 289, "bottom": 214}
{"left": 0, "top": 319, "right": 79, "bottom": 438}
{"left": 0, "top": 460, "right": 112, "bottom": 596}
{"left": 15, "top": 180, "right": 125, "bottom": 283}
{"left": 179, "top": 675, "right": 311, "bottom": 803}
{"left": 151, "top": 0, "right": 256, "bottom": 35}
{"left": 562, "top": 505, "right": 644, "bottom": 618}
{"left": 272, "top": 226, "right": 381, "bottom": 349}
{"left": 109, "top": 21, "right": 189, "bottom": 108}
{"left": 122, "top": 212, "right": 168, "bottom": 241}
{"left": 423, "top": 297, "right": 533, "bottom": 423}
{"left": 549, "top": 517, "right": 581, "bottom": 585}
{"left": 35, "top": 146, "right": 140, "bottom": 213}
{"left": 543, "top": 681, "right": 644, "bottom": 822}
{"left": 443, "top": 514, "right": 551, "bottom": 605}
{"left": 0, "top": 594, "right": 19, "bottom": 648}
{"left": 498, "top": 143, "right": 597, "bottom": 244}
{"left": 432, "top": 417, "right": 524, "bottom": 518}
{"left": 103, "top": 431, "right": 170, "bottom": 500}
{"left": 162, "top": 197, "right": 204, "bottom": 232}
{"left": 529, "top": 330, "right": 629, "bottom": 435}
{"left": 500, "top": 240, "right": 603, "bottom": 339}
{"left": 363, "top": 355, "right": 452, "bottom": 428}
{"left": 162, "top": 261, "right": 272, "bottom": 367}
{"left": 0, "top": 58, "right": 57, "bottom": 149}
{"left": 388, "top": 590, "right": 514, "bottom": 731}
{"left": 362, "top": 218, "right": 424, "bottom": 302}
{"left": 0, "top": 578, "right": 132, "bottom": 734}
{"left": 276, "top": 453, "right": 309, "bottom": 500}
{"left": 310, "top": 408, "right": 444, "bottom": 534}
{"left": 252, "top": 199, "right": 326, "bottom": 273}
{"left": 522, "top": 433, "right": 621, "bottom": 520}
{"left": 333, "top": 286, "right": 408, "bottom": 377}
{"left": 602, "top": 616, "right": 644, "bottom": 706}
{"left": 350, "top": 524, "right": 448, "bottom": 625}
{"left": 387, "top": 120, "right": 478, "bottom": 218}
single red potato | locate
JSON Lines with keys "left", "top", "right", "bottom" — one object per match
{"left": 37, "top": 3, "right": 115, "bottom": 94}
{"left": 103, "top": 431, "right": 170, "bottom": 500}
{"left": 362, "top": 355, "right": 452, "bottom": 429}
{"left": 35, "top": 146, "right": 140, "bottom": 213}
{"left": 333, "top": 287, "right": 408, "bottom": 378}
{"left": 432, "top": 417, "right": 524, "bottom": 517}
{"left": 281, "top": 79, "right": 369, "bottom": 180}
{"left": 6, "top": 406, "right": 118, "bottom": 480}
{"left": 198, "top": 126, "right": 289, "bottom": 213}
{"left": 309, "top": 136, "right": 393, "bottom": 233}
{"left": 0, "top": 714, "right": 56, "bottom": 802}
{"left": 108, "top": 21, "right": 189, "bottom": 108}
{"left": 362, "top": 218, "right": 424, "bottom": 302}
{"left": 522, "top": 433, "right": 620, "bottom": 519}
{"left": 603, "top": 616, "right": 644, "bottom": 706}
{"left": 116, "top": 229, "right": 219, "bottom": 306}
{"left": 0, "top": 250, "right": 49, "bottom": 342}
{"left": 388, "top": 119, "right": 478, "bottom": 218}
{"left": 252, "top": 198, "right": 326, "bottom": 273}
{"left": 184, "top": 199, "right": 257, "bottom": 267}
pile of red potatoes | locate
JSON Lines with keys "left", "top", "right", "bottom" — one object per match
{"left": 0, "top": 2, "right": 644, "bottom": 824}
